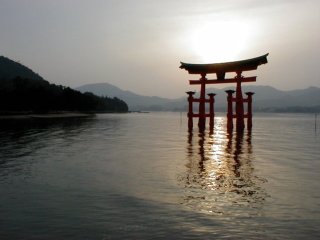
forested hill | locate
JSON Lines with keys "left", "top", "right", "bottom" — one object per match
{"left": 0, "top": 56, "right": 44, "bottom": 81}
{"left": 0, "top": 56, "right": 128, "bottom": 114}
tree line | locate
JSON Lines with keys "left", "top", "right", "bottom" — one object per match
{"left": 0, "top": 77, "right": 128, "bottom": 114}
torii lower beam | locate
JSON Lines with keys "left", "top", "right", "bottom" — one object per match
{"left": 189, "top": 76, "right": 256, "bottom": 85}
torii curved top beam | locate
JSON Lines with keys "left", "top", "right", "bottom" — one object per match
{"left": 180, "top": 53, "right": 269, "bottom": 75}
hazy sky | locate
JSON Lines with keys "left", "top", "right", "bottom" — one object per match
{"left": 1, "top": 0, "right": 319, "bottom": 98}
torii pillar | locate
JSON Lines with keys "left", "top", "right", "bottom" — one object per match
{"left": 235, "top": 71, "right": 245, "bottom": 132}
{"left": 198, "top": 74, "right": 207, "bottom": 131}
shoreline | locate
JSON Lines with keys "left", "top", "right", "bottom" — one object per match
{"left": 0, "top": 112, "right": 95, "bottom": 119}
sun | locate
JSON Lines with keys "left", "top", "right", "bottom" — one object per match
{"left": 190, "top": 21, "right": 252, "bottom": 63}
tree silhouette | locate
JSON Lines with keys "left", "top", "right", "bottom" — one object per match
{"left": 0, "top": 77, "right": 128, "bottom": 114}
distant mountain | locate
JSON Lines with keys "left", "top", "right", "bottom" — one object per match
{"left": 207, "top": 85, "right": 320, "bottom": 111}
{"left": 0, "top": 56, "right": 128, "bottom": 113}
{"left": 76, "top": 83, "right": 185, "bottom": 111}
{"left": 76, "top": 82, "right": 320, "bottom": 113}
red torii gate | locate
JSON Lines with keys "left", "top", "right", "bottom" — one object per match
{"left": 180, "top": 53, "right": 269, "bottom": 132}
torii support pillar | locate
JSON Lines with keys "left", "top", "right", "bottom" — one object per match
{"left": 225, "top": 90, "right": 235, "bottom": 131}
{"left": 186, "top": 91, "right": 195, "bottom": 131}
{"left": 245, "top": 92, "right": 254, "bottom": 130}
{"left": 208, "top": 93, "right": 216, "bottom": 132}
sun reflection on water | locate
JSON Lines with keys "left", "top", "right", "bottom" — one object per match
{"left": 182, "top": 117, "right": 267, "bottom": 215}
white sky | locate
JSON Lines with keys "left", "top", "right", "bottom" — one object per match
{"left": 0, "top": 0, "right": 319, "bottom": 98}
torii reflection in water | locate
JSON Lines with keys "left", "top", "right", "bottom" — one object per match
{"left": 183, "top": 120, "right": 267, "bottom": 214}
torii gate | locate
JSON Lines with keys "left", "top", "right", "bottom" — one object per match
{"left": 180, "top": 53, "right": 269, "bottom": 132}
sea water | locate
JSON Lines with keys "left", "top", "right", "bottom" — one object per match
{"left": 0, "top": 112, "right": 319, "bottom": 239}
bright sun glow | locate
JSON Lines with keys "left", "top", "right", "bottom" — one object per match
{"left": 191, "top": 21, "right": 252, "bottom": 63}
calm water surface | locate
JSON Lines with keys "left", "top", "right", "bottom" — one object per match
{"left": 0, "top": 112, "right": 319, "bottom": 239}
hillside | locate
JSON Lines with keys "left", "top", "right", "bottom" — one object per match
{"left": 0, "top": 56, "right": 44, "bottom": 81}
{"left": 0, "top": 56, "right": 128, "bottom": 114}
{"left": 76, "top": 83, "right": 320, "bottom": 112}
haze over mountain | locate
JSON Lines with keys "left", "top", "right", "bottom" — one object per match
{"left": 76, "top": 83, "right": 320, "bottom": 112}
{"left": 1, "top": 55, "right": 317, "bottom": 113}
{"left": 76, "top": 83, "right": 181, "bottom": 111}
